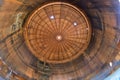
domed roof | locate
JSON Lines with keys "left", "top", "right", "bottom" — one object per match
{"left": 23, "top": 2, "right": 91, "bottom": 64}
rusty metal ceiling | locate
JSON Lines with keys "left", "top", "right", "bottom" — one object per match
{"left": 0, "top": 0, "right": 120, "bottom": 80}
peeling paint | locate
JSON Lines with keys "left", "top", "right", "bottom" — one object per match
{"left": 11, "top": 12, "right": 26, "bottom": 33}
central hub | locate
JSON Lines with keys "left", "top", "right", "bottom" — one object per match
{"left": 56, "top": 35, "right": 62, "bottom": 41}
{"left": 24, "top": 2, "right": 91, "bottom": 64}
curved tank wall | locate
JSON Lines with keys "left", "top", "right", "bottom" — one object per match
{"left": 0, "top": 0, "right": 120, "bottom": 80}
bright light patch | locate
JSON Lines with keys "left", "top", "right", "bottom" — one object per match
{"left": 119, "top": 0, "right": 120, "bottom": 2}
{"left": 56, "top": 35, "right": 62, "bottom": 41}
{"left": 50, "top": 15, "right": 55, "bottom": 19}
{"left": 109, "top": 62, "right": 113, "bottom": 67}
{"left": 73, "top": 22, "right": 77, "bottom": 26}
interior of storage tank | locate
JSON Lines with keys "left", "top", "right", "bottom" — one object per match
{"left": 0, "top": 0, "right": 120, "bottom": 80}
